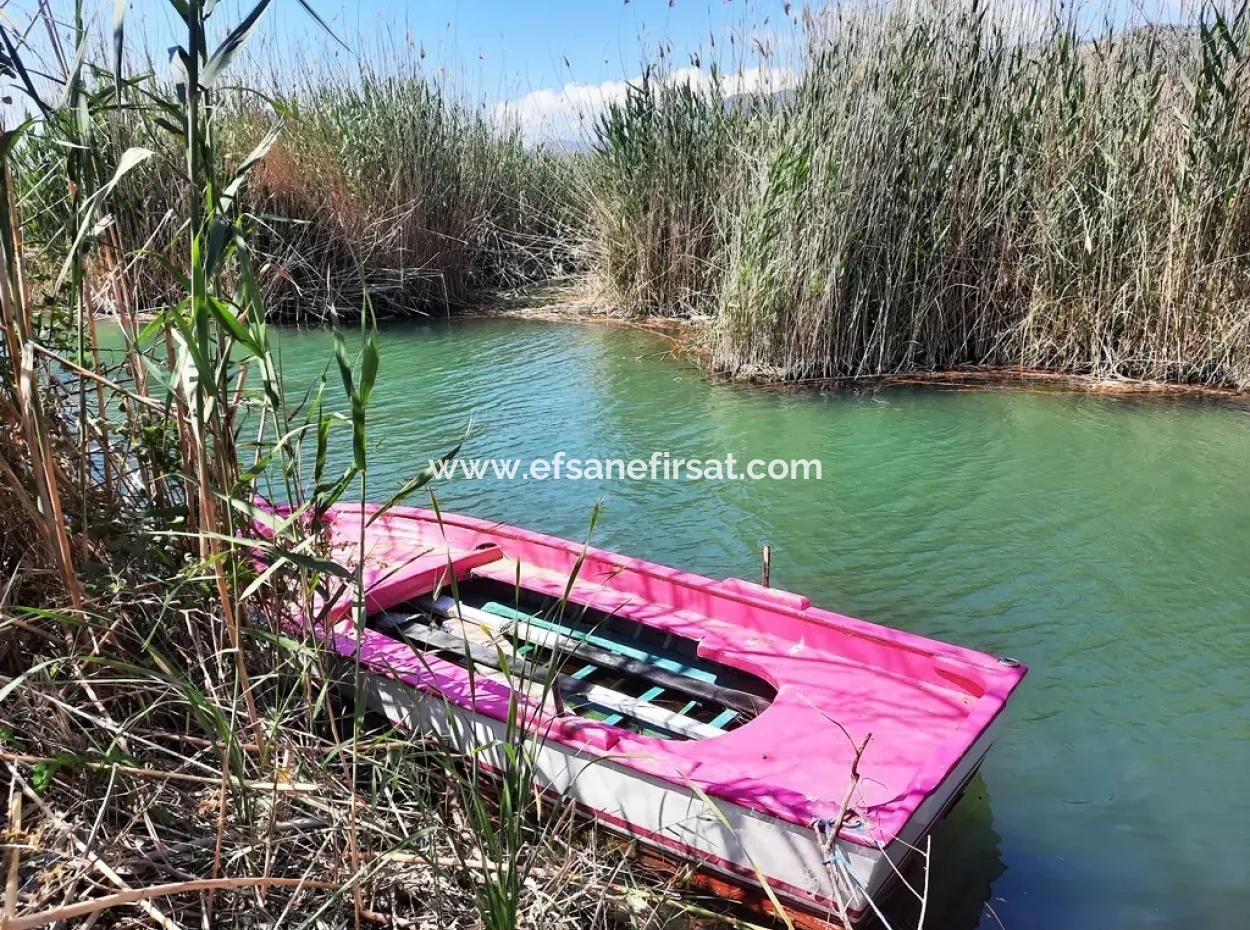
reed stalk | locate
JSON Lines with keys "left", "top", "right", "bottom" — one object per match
{"left": 0, "top": 4, "right": 665, "bottom": 929}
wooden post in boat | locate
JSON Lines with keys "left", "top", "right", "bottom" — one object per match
{"left": 762, "top": 544, "right": 772, "bottom": 587}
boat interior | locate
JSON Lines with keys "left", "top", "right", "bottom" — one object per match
{"left": 366, "top": 576, "right": 779, "bottom": 741}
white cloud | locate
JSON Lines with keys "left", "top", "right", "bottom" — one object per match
{"left": 493, "top": 66, "right": 800, "bottom": 146}
{"left": 492, "top": 78, "right": 632, "bottom": 146}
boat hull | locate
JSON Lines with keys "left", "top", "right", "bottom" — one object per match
{"left": 282, "top": 504, "right": 1027, "bottom": 925}
{"left": 358, "top": 662, "right": 1003, "bottom": 925}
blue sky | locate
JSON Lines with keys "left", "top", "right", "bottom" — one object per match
{"left": 305, "top": 0, "right": 781, "bottom": 92}
{"left": 53, "top": 0, "right": 788, "bottom": 92}
{"left": 261, "top": 0, "right": 798, "bottom": 138}
{"left": 8, "top": 1, "right": 1188, "bottom": 140}
{"left": 4, "top": 0, "right": 792, "bottom": 138}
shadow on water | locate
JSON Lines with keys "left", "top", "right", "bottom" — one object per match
{"left": 875, "top": 776, "right": 1005, "bottom": 930}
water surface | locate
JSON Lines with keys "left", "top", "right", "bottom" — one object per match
{"left": 276, "top": 318, "right": 1250, "bottom": 930}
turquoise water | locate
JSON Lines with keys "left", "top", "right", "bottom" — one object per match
{"left": 275, "top": 318, "right": 1250, "bottom": 930}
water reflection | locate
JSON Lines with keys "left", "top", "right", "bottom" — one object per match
{"left": 880, "top": 777, "right": 1005, "bottom": 930}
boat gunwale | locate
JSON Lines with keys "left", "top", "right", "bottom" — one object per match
{"left": 304, "top": 503, "right": 1027, "bottom": 847}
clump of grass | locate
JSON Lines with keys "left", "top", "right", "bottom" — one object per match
{"left": 588, "top": 67, "right": 750, "bottom": 318}
{"left": 246, "top": 61, "right": 584, "bottom": 321}
{"left": 0, "top": 5, "right": 671, "bottom": 929}
{"left": 714, "top": 0, "right": 1250, "bottom": 387}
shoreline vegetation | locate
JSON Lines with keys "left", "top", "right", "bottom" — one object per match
{"left": 1, "top": 3, "right": 732, "bottom": 929}
{"left": 475, "top": 288, "right": 1250, "bottom": 399}
{"left": 0, "top": 2, "right": 1247, "bottom": 930}
{"left": 18, "top": 1, "right": 1250, "bottom": 393}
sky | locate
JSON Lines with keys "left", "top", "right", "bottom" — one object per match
{"left": 249, "top": 0, "right": 804, "bottom": 142}
{"left": 3, "top": 0, "right": 797, "bottom": 140}
{"left": 5, "top": 0, "right": 1191, "bottom": 142}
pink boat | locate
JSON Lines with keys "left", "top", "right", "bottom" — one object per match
{"left": 308, "top": 504, "right": 1026, "bottom": 926}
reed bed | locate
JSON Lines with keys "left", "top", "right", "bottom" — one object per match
{"left": 587, "top": 1, "right": 1250, "bottom": 389}
{"left": 14, "top": 54, "right": 583, "bottom": 325}
{"left": 243, "top": 63, "right": 584, "bottom": 321}
{"left": 0, "top": 4, "right": 693, "bottom": 928}
{"left": 20, "top": 1, "right": 1250, "bottom": 388}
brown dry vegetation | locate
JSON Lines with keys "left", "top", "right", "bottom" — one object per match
{"left": 0, "top": 5, "right": 699, "bottom": 930}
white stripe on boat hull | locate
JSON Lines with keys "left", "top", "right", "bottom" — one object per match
{"left": 359, "top": 669, "right": 1001, "bottom": 923}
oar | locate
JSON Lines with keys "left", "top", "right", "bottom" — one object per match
{"left": 422, "top": 596, "right": 768, "bottom": 717}
{"left": 377, "top": 611, "right": 724, "bottom": 740}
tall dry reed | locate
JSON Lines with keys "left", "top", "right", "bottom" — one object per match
{"left": 0, "top": 4, "right": 660, "bottom": 928}
{"left": 711, "top": 1, "right": 1250, "bottom": 385}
